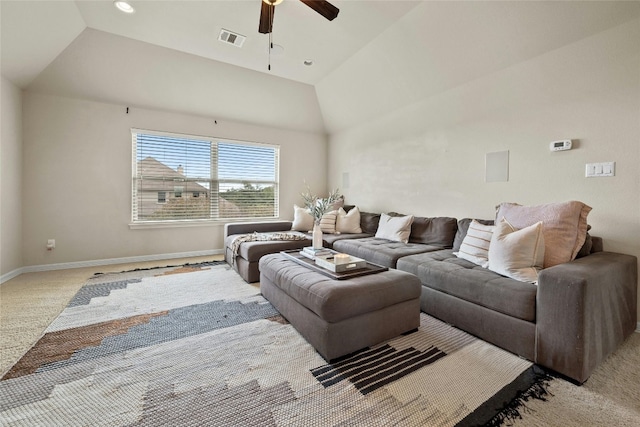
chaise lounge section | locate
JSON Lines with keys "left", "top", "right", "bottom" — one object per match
{"left": 224, "top": 221, "right": 311, "bottom": 283}
{"left": 397, "top": 235, "right": 637, "bottom": 383}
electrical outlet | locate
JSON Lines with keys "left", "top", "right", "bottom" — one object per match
{"left": 47, "top": 239, "right": 55, "bottom": 250}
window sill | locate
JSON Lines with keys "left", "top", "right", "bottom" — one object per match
{"left": 129, "top": 220, "right": 225, "bottom": 230}
{"left": 129, "top": 218, "right": 281, "bottom": 230}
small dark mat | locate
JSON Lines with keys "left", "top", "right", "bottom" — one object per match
{"left": 92, "top": 259, "right": 227, "bottom": 276}
{"left": 456, "top": 365, "right": 553, "bottom": 426}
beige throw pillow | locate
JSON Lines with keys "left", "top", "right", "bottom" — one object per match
{"left": 488, "top": 218, "right": 545, "bottom": 284}
{"left": 320, "top": 210, "right": 338, "bottom": 234}
{"left": 336, "top": 207, "right": 362, "bottom": 234}
{"left": 495, "top": 201, "right": 591, "bottom": 268}
{"left": 292, "top": 205, "right": 314, "bottom": 232}
{"left": 454, "top": 220, "right": 495, "bottom": 267}
{"left": 375, "top": 213, "right": 414, "bottom": 243}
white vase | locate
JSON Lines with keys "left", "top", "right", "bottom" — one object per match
{"left": 312, "top": 223, "right": 323, "bottom": 249}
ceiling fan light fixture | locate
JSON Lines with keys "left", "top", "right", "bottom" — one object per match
{"left": 263, "top": 0, "right": 284, "bottom": 5}
{"left": 114, "top": 1, "right": 135, "bottom": 14}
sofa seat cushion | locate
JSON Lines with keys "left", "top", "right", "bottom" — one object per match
{"left": 259, "top": 254, "right": 421, "bottom": 323}
{"left": 397, "top": 250, "right": 537, "bottom": 322}
{"left": 322, "top": 232, "right": 374, "bottom": 249}
{"left": 225, "top": 232, "right": 310, "bottom": 262}
{"left": 332, "top": 237, "right": 443, "bottom": 268}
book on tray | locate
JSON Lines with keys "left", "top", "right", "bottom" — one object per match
{"left": 300, "top": 247, "right": 331, "bottom": 259}
{"left": 302, "top": 247, "right": 331, "bottom": 255}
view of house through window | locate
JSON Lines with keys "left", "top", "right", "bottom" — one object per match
{"left": 132, "top": 129, "right": 279, "bottom": 222}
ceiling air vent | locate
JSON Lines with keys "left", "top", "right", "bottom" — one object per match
{"left": 218, "top": 29, "right": 246, "bottom": 48}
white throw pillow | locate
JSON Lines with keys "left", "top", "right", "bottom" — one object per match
{"left": 454, "top": 220, "right": 495, "bottom": 267}
{"left": 336, "top": 207, "right": 362, "bottom": 234}
{"left": 488, "top": 218, "right": 545, "bottom": 284}
{"left": 375, "top": 213, "right": 414, "bottom": 243}
{"left": 319, "top": 210, "right": 338, "bottom": 234}
{"left": 291, "top": 205, "right": 314, "bottom": 232}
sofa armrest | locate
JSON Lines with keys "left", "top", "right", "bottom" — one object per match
{"left": 536, "top": 251, "right": 637, "bottom": 383}
{"left": 224, "top": 221, "right": 293, "bottom": 240}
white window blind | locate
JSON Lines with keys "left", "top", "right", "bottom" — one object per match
{"left": 132, "top": 129, "right": 279, "bottom": 223}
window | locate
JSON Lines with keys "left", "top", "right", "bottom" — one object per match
{"left": 132, "top": 129, "right": 279, "bottom": 223}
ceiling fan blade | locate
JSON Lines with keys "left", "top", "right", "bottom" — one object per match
{"left": 299, "top": 0, "right": 339, "bottom": 21}
{"left": 259, "top": 1, "right": 275, "bottom": 34}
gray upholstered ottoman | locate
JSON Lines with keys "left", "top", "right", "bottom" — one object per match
{"left": 259, "top": 253, "right": 422, "bottom": 361}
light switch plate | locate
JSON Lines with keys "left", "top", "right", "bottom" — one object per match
{"left": 586, "top": 162, "right": 615, "bottom": 177}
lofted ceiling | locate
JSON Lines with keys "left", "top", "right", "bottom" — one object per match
{"left": 2, "top": 1, "right": 639, "bottom": 134}
{"left": 1, "top": 0, "right": 420, "bottom": 88}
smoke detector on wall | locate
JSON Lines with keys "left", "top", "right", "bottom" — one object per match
{"left": 218, "top": 29, "right": 246, "bottom": 48}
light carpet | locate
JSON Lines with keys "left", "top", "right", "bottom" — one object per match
{"left": 1, "top": 262, "right": 553, "bottom": 426}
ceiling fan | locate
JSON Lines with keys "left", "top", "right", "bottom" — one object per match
{"left": 259, "top": 0, "right": 340, "bottom": 34}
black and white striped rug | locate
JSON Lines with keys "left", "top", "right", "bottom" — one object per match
{"left": 0, "top": 262, "right": 550, "bottom": 426}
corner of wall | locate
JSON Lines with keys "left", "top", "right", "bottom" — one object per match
{"left": 0, "top": 76, "right": 24, "bottom": 277}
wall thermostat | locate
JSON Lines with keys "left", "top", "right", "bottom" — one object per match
{"left": 550, "top": 139, "right": 572, "bottom": 151}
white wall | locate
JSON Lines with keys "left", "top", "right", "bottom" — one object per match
{"left": 328, "top": 20, "right": 640, "bottom": 307}
{"left": 22, "top": 92, "right": 327, "bottom": 267}
{"left": 0, "top": 77, "right": 23, "bottom": 278}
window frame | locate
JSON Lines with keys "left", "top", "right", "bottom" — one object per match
{"left": 130, "top": 128, "right": 280, "bottom": 228}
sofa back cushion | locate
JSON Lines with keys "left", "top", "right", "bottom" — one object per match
{"left": 360, "top": 212, "right": 381, "bottom": 234}
{"left": 453, "top": 218, "right": 495, "bottom": 252}
{"left": 388, "top": 212, "right": 458, "bottom": 248}
{"left": 408, "top": 216, "right": 458, "bottom": 248}
{"left": 224, "top": 221, "right": 294, "bottom": 239}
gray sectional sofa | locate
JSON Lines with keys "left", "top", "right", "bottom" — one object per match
{"left": 223, "top": 208, "right": 638, "bottom": 384}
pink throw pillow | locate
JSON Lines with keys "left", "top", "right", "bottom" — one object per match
{"left": 495, "top": 201, "right": 591, "bottom": 268}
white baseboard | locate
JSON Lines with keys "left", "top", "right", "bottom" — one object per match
{"left": 0, "top": 268, "right": 24, "bottom": 285}
{"left": 1, "top": 249, "right": 224, "bottom": 284}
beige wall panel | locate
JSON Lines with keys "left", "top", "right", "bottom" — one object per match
{"left": 22, "top": 93, "right": 327, "bottom": 267}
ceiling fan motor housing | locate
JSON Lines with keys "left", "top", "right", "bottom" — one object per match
{"left": 259, "top": 0, "right": 339, "bottom": 34}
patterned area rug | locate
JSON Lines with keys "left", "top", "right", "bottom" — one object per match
{"left": 0, "top": 262, "right": 551, "bottom": 426}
